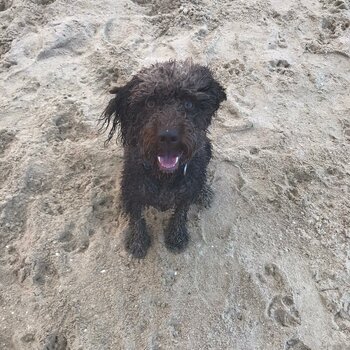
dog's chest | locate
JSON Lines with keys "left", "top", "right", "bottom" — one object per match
{"left": 143, "top": 176, "right": 186, "bottom": 211}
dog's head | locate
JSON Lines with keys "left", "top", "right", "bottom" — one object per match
{"left": 101, "top": 60, "right": 226, "bottom": 173}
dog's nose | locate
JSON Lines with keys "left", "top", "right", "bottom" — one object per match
{"left": 158, "top": 129, "right": 179, "bottom": 145}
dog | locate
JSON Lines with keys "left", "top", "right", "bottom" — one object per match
{"left": 101, "top": 60, "right": 226, "bottom": 258}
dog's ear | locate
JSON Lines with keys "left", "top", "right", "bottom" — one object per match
{"left": 190, "top": 66, "right": 226, "bottom": 128}
{"left": 210, "top": 80, "right": 227, "bottom": 109}
{"left": 189, "top": 64, "right": 226, "bottom": 113}
{"left": 100, "top": 78, "right": 139, "bottom": 145}
{"left": 206, "top": 78, "right": 226, "bottom": 112}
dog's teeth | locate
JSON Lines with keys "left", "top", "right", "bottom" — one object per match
{"left": 157, "top": 156, "right": 162, "bottom": 163}
{"left": 175, "top": 157, "right": 179, "bottom": 164}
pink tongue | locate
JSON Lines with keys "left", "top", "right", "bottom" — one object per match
{"left": 158, "top": 155, "right": 178, "bottom": 169}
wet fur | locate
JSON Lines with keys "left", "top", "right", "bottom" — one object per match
{"left": 101, "top": 60, "right": 226, "bottom": 258}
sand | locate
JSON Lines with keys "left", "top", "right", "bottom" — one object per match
{"left": 0, "top": 0, "right": 350, "bottom": 349}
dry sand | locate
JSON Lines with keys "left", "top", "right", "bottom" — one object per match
{"left": 0, "top": 0, "right": 350, "bottom": 349}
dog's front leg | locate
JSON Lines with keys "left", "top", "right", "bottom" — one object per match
{"left": 165, "top": 204, "right": 190, "bottom": 253}
{"left": 124, "top": 205, "right": 151, "bottom": 259}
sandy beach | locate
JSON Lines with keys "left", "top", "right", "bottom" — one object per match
{"left": 0, "top": 0, "right": 350, "bottom": 349}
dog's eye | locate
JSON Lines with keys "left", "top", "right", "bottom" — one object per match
{"left": 146, "top": 99, "right": 156, "bottom": 108}
{"left": 184, "top": 100, "right": 193, "bottom": 110}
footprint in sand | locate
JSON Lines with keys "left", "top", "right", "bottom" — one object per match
{"left": 43, "top": 333, "right": 68, "bottom": 350}
{"left": 321, "top": 17, "right": 350, "bottom": 38}
{"left": 260, "top": 263, "right": 302, "bottom": 328}
{"left": 268, "top": 59, "right": 293, "bottom": 76}
{"left": 34, "top": 0, "right": 56, "bottom": 5}
{"left": 267, "top": 294, "right": 301, "bottom": 327}
{"left": 340, "top": 119, "right": 350, "bottom": 142}
{"left": 0, "top": 194, "right": 28, "bottom": 244}
{"left": 37, "top": 19, "right": 96, "bottom": 60}
{"left": 285, "top": 337, "right": 311, "bottom": 350}
{"left": 0, "top": 0, "right": 12, "bottom": 12}
{"left": 45, "top": 109, "right": 91, "bottom": 143}
{"left": 130, "top": 0, "right": 181, "bottom": 15}
{"left": 0, "top": 129, "right": 16, "bottom": 156}
{"left": 32, "top": 255, "right": 59, "bottom": 286}
{"left": 57, "top": 221, "right": 90, "bottom": 253}
{"left": 321, "top": 0, "right": 349, "bottom": 13}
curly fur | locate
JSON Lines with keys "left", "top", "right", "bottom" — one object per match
{"left": 101, "top": 59, "right": 226, "bottom": 258}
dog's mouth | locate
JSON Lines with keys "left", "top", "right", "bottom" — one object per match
{"left": 157, "top": 154, "right": 180, "bottom": 173}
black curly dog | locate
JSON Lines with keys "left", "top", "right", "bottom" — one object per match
{"left": 101, "top": 60, "right": 226, "bottom": 258}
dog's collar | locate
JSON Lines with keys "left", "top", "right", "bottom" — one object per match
{"left": 142, "top": 162, "right": 188, "bottom": 176}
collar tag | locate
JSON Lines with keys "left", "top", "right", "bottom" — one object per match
{"left": 183, "top": 163, "right": 188, "bottom": 176}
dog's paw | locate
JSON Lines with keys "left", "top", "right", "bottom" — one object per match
{"left": 165, "top": 227, "right": 189, "bottom": 253}
{"left": 125, "top": 231, "right": 151, "bottom": 259}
